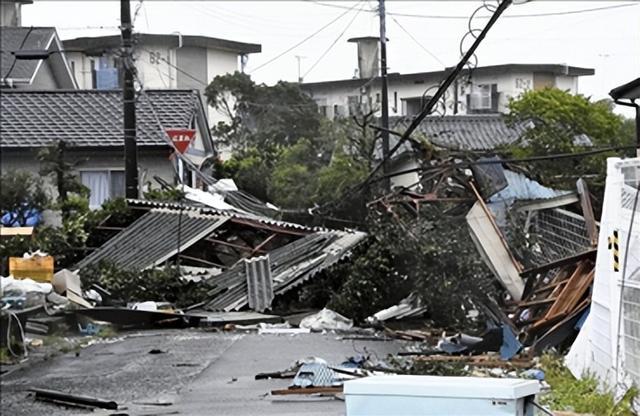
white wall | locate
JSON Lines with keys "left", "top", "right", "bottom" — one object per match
{"left": 303, "top": 70, "right": 586, "bottom": 119}
{"left": 555, "top": 75, "right": 578, "bottom": 93}
{"left": 206, "top": 49, "right": 238, "bottom": 126}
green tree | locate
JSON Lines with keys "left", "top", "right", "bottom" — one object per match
{"left": 0, "top": 171, "right": 48, "bottom": 226}
{"left": 507, "top": 88, "right": 635, "bottom": 192}
{"left": 205, "top": 71, "right": 322, "bottom": 152}
{"left": 37, "top": 140, "right": 89, "bottom": 218}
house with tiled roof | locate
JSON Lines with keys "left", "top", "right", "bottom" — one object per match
{"left": 0, "top": 89, "right": 215, "bottom": 208}
{"left": 0, "top": 26, "right": 77, "bottom": 89}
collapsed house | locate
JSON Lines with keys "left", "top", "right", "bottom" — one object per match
{"left": 74, "top": 199, "right": 366, "bottom": 312}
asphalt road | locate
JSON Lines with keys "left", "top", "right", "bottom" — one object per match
{"left": 1, "top": 330, "right": 405, "bottom": 416}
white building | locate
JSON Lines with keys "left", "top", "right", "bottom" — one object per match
{"left": 62, "top": 33, "right": 261, "bottom": 125}
{"left": 301, "top": 38, "right": 593, "bottom": 119}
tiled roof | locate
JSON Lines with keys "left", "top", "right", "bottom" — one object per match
{"left": 390, "top": 114, "right": 529, "bottom": 151}
{"left": 1, "top": 27, "right": 56, "bottom": 81}
{"left": 0, "top": 89, "right": 201, "bottom": 148}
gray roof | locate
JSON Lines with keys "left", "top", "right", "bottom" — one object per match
{"left": 203, "top": 230, "right": 367, "bottom": 311}
{"left": 63, "top": 33, "right": 261, "bottom": 55}
{"left": 610, "top": 77, "right": 640, "bottom": 100}
{"left": 390, "top": 114, "right": 529, "bottom": 151}
{"left": 301, "top": 64, "right": 594, "bottom": 90}
{"left": 126, "top": 199, "right": 312, "bottom": 231}
{"left": 75, "top": 209, "right": 228, "bottom": 271}
{"left": 1, "top": 27, "right": 56, "bottom": 81}
{"left": 1, "top": 89, "right": 206, "bottom": 148}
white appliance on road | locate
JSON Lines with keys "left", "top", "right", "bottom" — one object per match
{"left": 344, "top": 375, "right": 540, "bottom": 416}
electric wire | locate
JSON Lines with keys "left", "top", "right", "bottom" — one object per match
{"left": 249, "top": 1, "right": 363, "bottom": 74}
{"left": 360, "top": 0, "right": 513, "bottom": 191}
{"left": 137, "top": 46, "right": 319, "bottom": 109}
{"left": 389, "top": 14, "right": 447, "bottom": 68}
{"left": 301, "top": 1, "right": 366, "bottom": 79}
{"left": 4, "top": 26, "right": 34, "bottom": 81}
{"left": 305, "top": 0, "right": 638, "bottom": 19}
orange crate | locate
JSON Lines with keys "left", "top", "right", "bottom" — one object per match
{"left": 9, "top": 256, "right": 54, "bottom": 282}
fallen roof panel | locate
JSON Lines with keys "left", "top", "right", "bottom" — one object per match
{"left": 202, "top": 230, "right": 367, "bottom": 311}
{"left": 74, "top": 209, "right": 228, "bottom": 271}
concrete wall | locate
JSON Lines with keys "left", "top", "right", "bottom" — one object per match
{"left": 176, "top": 46, "right": 207, "bottom": 90}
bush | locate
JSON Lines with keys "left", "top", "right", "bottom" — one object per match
{"left": 540, "top": 354, "right": 638, "bottom": 415}
{"left": 80, "top": 261, "right": 210, "bottom": 307}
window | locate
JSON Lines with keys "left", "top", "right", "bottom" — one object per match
{"left": 402, "top": 96, "right": 430, "bottom": 116}
{"left": 469, "top": 84, "right": 493, "bottom": 110}
{"left": 80, "top": 170, "right": 125, "bottom": 209}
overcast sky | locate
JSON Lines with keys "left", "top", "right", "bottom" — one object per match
{"left": 23, "top": 1, "right": 640, "bottom": 117}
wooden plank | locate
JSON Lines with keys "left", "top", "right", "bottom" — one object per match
{"left": 544, "top": 269, "right": 594, "bottom": 324}
{"left": 469, "top": 181, "right": 523, "bottom": 272}
{"left": 576, "top": 178, "right": 598, "bottom": 247}
{"left": 547, "top": 262, "right": 593, "bottom": 317}
{"left": 544, "top": 262, "right": 590, "bottom": 319}
{"left": 517, "top": 297, "right": 557, "bottom": 308}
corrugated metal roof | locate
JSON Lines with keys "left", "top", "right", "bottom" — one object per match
{"left": 1, "top": 90, "right": 200, "bottom": 148}
{"left": 75, "top": 209, "right": 228, "bottom": 270}
{"left": 126, "top": 199, "right": 317, "bottom": 232}
{"left": 390, "top": 114, "right": 528, "bottom": 151}
{"left": 202, "top": 230, "right": 367, "bottom": 311}
{"left": 245, "top": 256, "right": 273, "bottom": 313}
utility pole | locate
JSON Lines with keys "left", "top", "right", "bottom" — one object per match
{"left": 295, "top": 55, "right": 306, "bottom": 83}
{"left": 378, "top": 0, "right": 390, "bottom": 191}
{"left": 121, "top": 0, "right": 139, "bottom": 198}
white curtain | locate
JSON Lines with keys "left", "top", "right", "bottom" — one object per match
{"left": 81, "top": 171, "right": 109, "bottom": 209}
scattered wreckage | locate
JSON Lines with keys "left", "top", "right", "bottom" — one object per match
{"left": 1, "top": 158, "right": 638, "bottom": 414}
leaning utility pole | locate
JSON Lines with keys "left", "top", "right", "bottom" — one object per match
{"left": 121, "top": 0, "right": 139, "bottom": 198}
{"left": 378, "top": 0, "right": 390, "bottom": 191}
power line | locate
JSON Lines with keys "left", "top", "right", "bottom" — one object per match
{"left": 368, "top": 145, "right": 639, "bottom": 185}
{"left": 305, "top": 1, "right": 638, "bottom": 19}
{"left": 302, "top": 2, "right": 366, "bottom": 79}
{"left": 137, "top": 47, "right": 320, "bottom": 110}
{"left": 361, "top": 0, "right": 513, "bottom": 190}
{"left": 389, "top": 14, "right": 447, "bottom": 68}
{"left": 249, "top": 1, "right": 363, "bottom": 74}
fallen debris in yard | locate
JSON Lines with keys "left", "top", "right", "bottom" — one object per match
{"left": 30, "top": 388, "right": 118, "bottom": 410}
{"left": 74, "top": 307, "right": 204, "bottom": 329}
{"left": 299, "top": 308, "right": 353, "bottom": 331}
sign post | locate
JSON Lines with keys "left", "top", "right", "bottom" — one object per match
{"left": 165, "top": 128, "right": 196, "bottom": 184}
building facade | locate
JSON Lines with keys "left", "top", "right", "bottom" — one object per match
{"left": 0, "top": 89, "right": 215, "bottom": 208}
{"left": 62, "top": 33, "right": 261, "bottom": 126}
{"left": 301, "top": 38, "right": 594, "bottom": 120}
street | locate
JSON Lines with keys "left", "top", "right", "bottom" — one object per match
{"left": 1, "top": 330, "right": 405, "bottom": 416}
